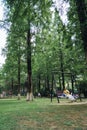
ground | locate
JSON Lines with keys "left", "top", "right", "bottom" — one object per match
{"left": 0, "top": 97, "right": 87, "bottom": 130}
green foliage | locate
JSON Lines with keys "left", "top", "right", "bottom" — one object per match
{"left": 0, "top": 0, "right": 87, "bottom": 93}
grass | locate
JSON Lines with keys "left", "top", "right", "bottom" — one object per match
{"left": 0, "top": 97, "right": 87, "bottom": 130}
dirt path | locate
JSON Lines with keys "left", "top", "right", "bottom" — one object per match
{"left": 51, "top": 99, "right": 87, "bottom": 105}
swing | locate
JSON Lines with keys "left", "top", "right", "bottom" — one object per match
{"left": 63, "top": 89, "right": 77, "bottom": 102}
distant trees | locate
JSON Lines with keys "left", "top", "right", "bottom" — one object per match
{"left": 0, "top": 0, "right": 87, "bottom": 98}
{"left": 2, "top": 0, "right": 53, "bottom": 99}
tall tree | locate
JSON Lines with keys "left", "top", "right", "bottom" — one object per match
{"left": 75, "top": 0, "right": 87, "bottom": 61}
{"left": 2, "top": 0, "right": 53, "bottom": 100}
{"left": 63, "top": 0, "right": 87, "bottom": 61}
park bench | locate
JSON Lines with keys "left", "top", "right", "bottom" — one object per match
{"left": 56, "top": 90, "right": 66, "bottom": 98}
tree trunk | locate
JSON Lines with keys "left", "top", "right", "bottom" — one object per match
{"left": 26, "top": 28, "right": 33, "bottom": 101}
{"left": 59, "top": 74, "right": 62, "bottom": 90}
{"left": 60, "top": 50, "right": 65, "bottom": 90}
{"left": 38, "top": 74, "right": 41, "bottom": 92}
{"left": 11, "top": 78, "right": 14, "bottom": 93}
{"left": 51, "top": 73, "right": 54, "bottom": 102}
{"left": 26, "top": 92, "right": 33, "bottom": 101}
{"left": 17, "top": 45, "right": 21, "bottom": 100}
{"left": 46, "top": 75, "right": 50, "bottom": 91}
{"left": 71, "top": 74, "right": 74, "bottom": 93}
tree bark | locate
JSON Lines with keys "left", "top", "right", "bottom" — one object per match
{"left": 38, "top": 74, "right": 41, "bottom": 92}
{"left": 60, "top": 50, "right": 65, "bottom": 90}
{"left": 17, "top": 44, "right": 21, "bottom": 100}
{"left": 26, "top": 28, "right": 33, "bottom": 101}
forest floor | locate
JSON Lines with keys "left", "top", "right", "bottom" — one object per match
{"left": 0, "top": 97, "right": 87, "bottom": 130}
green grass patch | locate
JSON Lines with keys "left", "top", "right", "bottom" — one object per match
{"left": 0, "top": 98, "right": 87, "bottom": 130}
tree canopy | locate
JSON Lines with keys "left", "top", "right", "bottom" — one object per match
{"left": 0, "top": 0, "right": 87, "bottom": 99}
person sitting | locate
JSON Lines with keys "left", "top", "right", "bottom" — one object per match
{"left": 63, "top": 88, "right": 76, "bottom": 102}
{"left": 63, "top": 88, "right": 70, "bottom": 96}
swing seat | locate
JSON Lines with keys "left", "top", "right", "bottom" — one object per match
{"left": 57, "top": 91, "right": 66, "bottom": 98}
